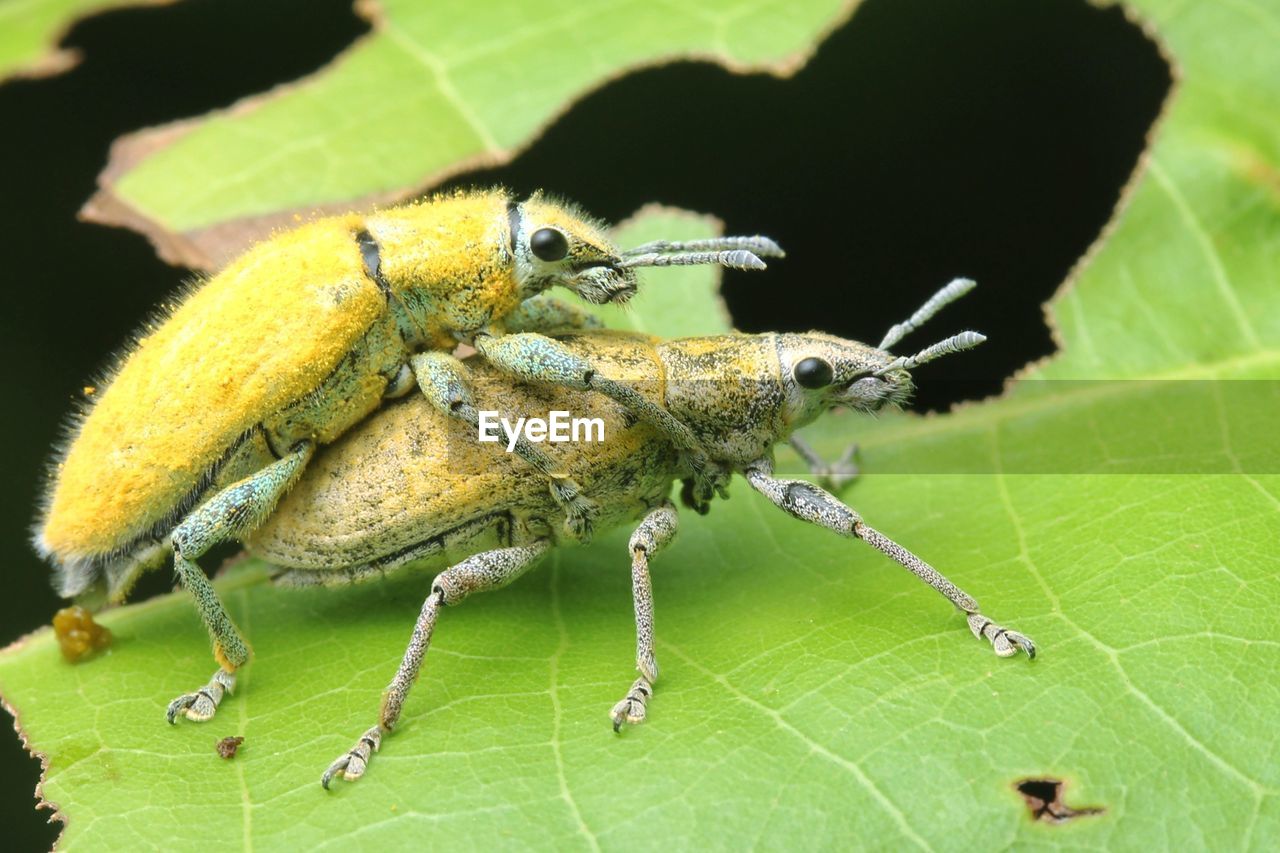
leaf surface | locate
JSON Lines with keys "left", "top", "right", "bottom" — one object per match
{"left": 80, "top": 0, "right": 857, "bottom": 267}
{"left": 4, "top": 0, "right": 1280, "bottom": 848}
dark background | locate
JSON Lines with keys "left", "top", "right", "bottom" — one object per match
{"left": 0, "top": 0, "right": 1168, "bottom": 847}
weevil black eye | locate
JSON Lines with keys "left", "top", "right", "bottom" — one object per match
{"left": 793, "top": 357, "right": 834, "bottom": 389}
{"left": 530, "top": 228, "right": 569, "bottom": 262}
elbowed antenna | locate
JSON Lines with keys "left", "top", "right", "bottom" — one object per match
{"left": 878, "top": 278, "right": 976, "bottom": 350}
{"left": 875, "top": 331, "right": 987, "bottom": 374}
{"left": 622, "top": 236, "right": 785, "bottom": 258}
{"left": 617, "top": 235, "right": 785, "bottom": 272}
{"left": 618, "top": 250, "right": 767, "bottom": 271}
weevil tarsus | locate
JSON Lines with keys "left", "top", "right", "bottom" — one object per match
{"left": 611, "top": 500, "right": 678, "bottom": 731}
{"left": 166, "top": 441, "right": 313, "bottom": 721}
{"left": 743, "top": 459, "right": 1036, "bottom": 660}
{"left": 323, "top": 540, "right": 552, "bottom": 788}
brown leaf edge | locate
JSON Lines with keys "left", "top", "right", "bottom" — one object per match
{"left": 80, "top": 0, "right": 864, "bottom": 270}
{"left": 0, "top": 630, "right": 65, "bottom": 846}
{"left": 0, "top": 0, "right": 175, "bottom": 84}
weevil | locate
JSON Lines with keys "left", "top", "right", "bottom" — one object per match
{"left": 32, "top": 189, "right": 781, "bottom": 721}
{"left": 236, "top": 279, "right": 1037, "bottom": 787}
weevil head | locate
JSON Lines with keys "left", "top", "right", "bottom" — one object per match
{"left": 776, "top": 333, "right": 915, "bottom": 427}
{"left": 776, "top": 325, "right": 986, "bottom": 431}
{"left": 513, "top": 194, "right": 638, "bottom": 304}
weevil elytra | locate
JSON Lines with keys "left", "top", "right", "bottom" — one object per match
{"left": 32, "top": 189, "right": 781, "bottom": 720}
{"left": 235, "top": 279, "right": 1037, "bottom": 787}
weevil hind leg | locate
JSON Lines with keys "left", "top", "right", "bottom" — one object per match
{"left": 323, "top": 540, "right": 551, "bottom": 788}
{"left": 611, "top": 501, "right": 678, "bottom": 732}
{"left": 167, "top": 442, "right": 315, "bottom": 723}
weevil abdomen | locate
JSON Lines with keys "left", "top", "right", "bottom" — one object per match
{"left": 37, "top": 215, "right": 404, "bottom": 591}
{"left": 251, "top": 332, "right": 677, "bottom": 581}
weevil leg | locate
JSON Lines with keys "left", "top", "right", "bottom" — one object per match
{"left": 611, "top": 500, "right": 678, "bottom": 731}
{"left": 323, "top": 540, "right": 551, "bottom": 789}
{"left": 788, "top": 435, "right": 859, "bottom": 491}
{"left": 471, "top": 331, "right": 731, "bottom": 509}
{"left": 504, "top": 294, "right": 604, "bottom": 333}
{"left": 410, "top": 351, "right": 600, "bottom": 541}
{"left": 743, "top": 459, "right": 1036, "bottom": 660}
{"left": 166, "top": 442, "right": 315, "bottom": 723}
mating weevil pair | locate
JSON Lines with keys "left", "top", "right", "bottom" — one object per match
{"left": 33, "top": 188, "right": 1035, "bottom": 788}
{"left": 33, "top": 189, "right": 780, "bottom": 717}
{"left": 240, "top": 277, "right": 1035, "bottom": 787}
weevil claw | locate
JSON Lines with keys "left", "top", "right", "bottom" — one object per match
{"left": 166, "top": 669, "right": 234, "bottom": 723}
{"left": 610, "top": 677, "right": 652, "bottom": 731}
{"left": 322, "top": 726, "right": 381, "bottom": 789}
{"left": 968, "top": 613, "right": 1037, "bottom": 660}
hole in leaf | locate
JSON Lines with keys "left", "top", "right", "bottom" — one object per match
{"left": 1015, "top": 778, "right": 1106, "bottom": 823}
{"left": 446, "top": 0, "right": 1172, "bottom": 411}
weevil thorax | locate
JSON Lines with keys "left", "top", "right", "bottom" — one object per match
{"left": 512, "top": 193, "right": 638, "bottom": 305}
{"left": 363, "top": 190, "right": 523, "bottom": 349}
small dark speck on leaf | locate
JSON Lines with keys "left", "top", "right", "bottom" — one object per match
{"left": 217, "top": 736, "right": 245, "bottom": 759}
{"left": 1015, "top": 778, "right": 1105, "bottom": 823}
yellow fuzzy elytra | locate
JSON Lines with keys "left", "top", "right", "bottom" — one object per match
{"left": 39, "top": 214, "right": 380, "bottom": 565}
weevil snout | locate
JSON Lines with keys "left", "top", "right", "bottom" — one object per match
{"left": 837, "top": 365, "right": 915, "bottom": 413}
{"left": 570, "top": 262, "right": 640, "bottom": 304}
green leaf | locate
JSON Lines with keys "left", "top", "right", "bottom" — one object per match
{"left": 80, "top": 0, "right": 857, "bottom": 268}
{"left": 0, "top": 0, "right": 169, "bottom": 81}
{"left": 5, "top": 2, "right": 1280, "bottom": 850}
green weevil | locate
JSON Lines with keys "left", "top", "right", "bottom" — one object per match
{"left": 32, "top": 189, "right": 781, "bottom": 721}
{"left": 235, "top": 279, "right": 1037, "bottom": 787}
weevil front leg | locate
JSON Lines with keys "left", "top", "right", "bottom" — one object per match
{"left": 788, "top": 435, "right": 859, "bottom": 491}
{"left": 471, "top": 331, "right": 731, "bottom": 507}
{"left": 504, "top": 293, "right": 604, "bottom": 334}
{"left": 166, "top": 442, "right": 316, "bottom": 723}
{"left": 743, "top": 459, "right": 1036, "bottom": 659}
{"left": 322, "top": 540, "right": 551, "bottom": 789}
{"left": 410, "top": 351, "right": 599, "bottom": 540}
{"left": 611, "top": 500, "right": 679, "bottom": 731}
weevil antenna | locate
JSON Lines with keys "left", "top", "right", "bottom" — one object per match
{"left": 878, "top": 278, "right": 976, "bottom": 350}
{"left": 617, "top": 250, "right": 768, "bottom": 271}
{"left": 875, "top": 331, "right": 986, "bottom": 374}
{"left": 622, "top": 236, "right": 785, "bottom": 258}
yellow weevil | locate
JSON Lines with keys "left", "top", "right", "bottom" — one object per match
{"left": 235, "top": 280, "right": 1037, "bottom": 787}
{"left": 33, "top": 189, "right": 781, "bottom": 721}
